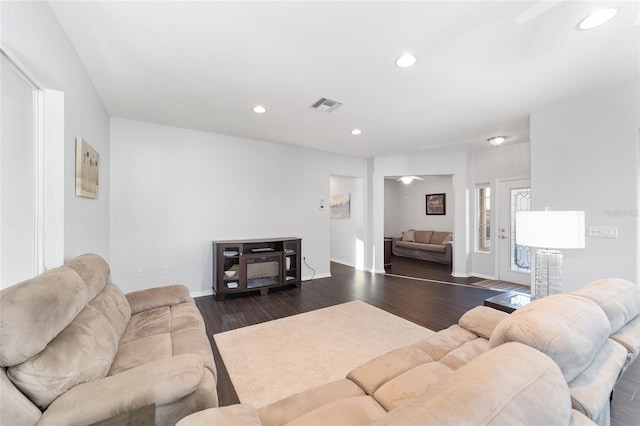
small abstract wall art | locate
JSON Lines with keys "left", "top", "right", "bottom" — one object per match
{"left": 75, "top": 137, "right": 99, "bottom": 199}
{"left": 330, "top": 193, "right": 351, "bottom": 219}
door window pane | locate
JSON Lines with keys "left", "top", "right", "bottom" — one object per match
{"left": 510, "top": 188, "right": 531, "bottom": 272}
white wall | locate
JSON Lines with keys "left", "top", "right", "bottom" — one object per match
{"left": 110, "top": 118, "right": 367, "bottom": 295}
{"left": 1, "top": 1, "right": 110, "bottom": 265}
{"left": 383, "top": 179, "right": 402, "bottom": 237}
{"left": 384, "top": 176, "right": 454, "bottom": 237}
{"left": 329, "top": 176, "right": 365, "bottom": 268}
{"left": 469, "top": 142, "right": 530, "bottom": 278}
{"left": 372, "top": 152, "right": 469, "bottom": 275}
{"left": 530, "top": 82, "right": 639, "bottom": 290}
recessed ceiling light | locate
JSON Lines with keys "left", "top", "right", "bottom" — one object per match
{"left": 252, "top": 105, "right": 267, "bottom": 114}
{"left": 576, "top": 8, "right": 618, "bottom": 30}
{"left": 395, "top": 53, "right": 417, "bottom": 68}
{"left": 350, "top": 129, "right": 362, "bottom": 135}
{"left": 487, "top": 136, "right": 506, "bottom": 146}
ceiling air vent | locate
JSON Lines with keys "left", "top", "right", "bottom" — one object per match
{"left": 310, "top": 97, "right": 342, "bottom": 113}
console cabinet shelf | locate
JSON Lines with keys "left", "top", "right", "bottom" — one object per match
{"left": 212, "top": 237, "right": 302, "bottom": 301}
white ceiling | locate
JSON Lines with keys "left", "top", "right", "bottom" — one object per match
{"left": 49, "top": 1, "right": 639, "bottom": 158}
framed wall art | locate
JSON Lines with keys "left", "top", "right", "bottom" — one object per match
{"left": 330, "top": 193, "right": 351, "bottom": 219}
{"left": 75, "top": 137, "right": 99, "bottom": 199}
{"left": 426, "top": 193, "right": 446, "bottom": 215}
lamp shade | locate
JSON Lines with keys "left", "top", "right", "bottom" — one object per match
{"left": 516, "top": 211, "right": 585, "bottom": 249}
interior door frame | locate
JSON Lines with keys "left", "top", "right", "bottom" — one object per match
{"left": 1, "top": 45, "right": 64, "bottom": 287}
{"left": 495, "top": 176, "right": 531, "bottom": 286}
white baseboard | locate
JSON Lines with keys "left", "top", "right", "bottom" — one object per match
{"left": 191, "top": 289, "right": 213, "bottom": 298}
{"left": 470, "top": 273, "right": 496, "bottom": 280}
{"left": 330, "top": 258, "right": 356, "bottom": 268}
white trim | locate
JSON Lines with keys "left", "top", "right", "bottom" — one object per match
{"left": 1, "top": 47, "right": 64, "bottom": 275}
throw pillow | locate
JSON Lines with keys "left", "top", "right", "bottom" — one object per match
{"left": 401, "top": 231, "right": 415, "bottom": 242}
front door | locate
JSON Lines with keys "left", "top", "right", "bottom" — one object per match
{"left": 497, "top": 179, "right": 531, "bottom": 286}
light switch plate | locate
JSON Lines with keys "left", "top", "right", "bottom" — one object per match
{"left": 588, "top": 226, "right": 618, "bottom": 238}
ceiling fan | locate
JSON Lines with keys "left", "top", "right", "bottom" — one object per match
{"left": 397, "top": 176, "right": 424, "bottom": 184}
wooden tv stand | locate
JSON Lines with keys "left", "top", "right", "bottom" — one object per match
{"left": 212, "top": 237, "right": 302, "bottom": 301}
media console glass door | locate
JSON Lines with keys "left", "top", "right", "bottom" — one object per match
{"left": 244, "top": 252, "right": 283, "bottom": 289}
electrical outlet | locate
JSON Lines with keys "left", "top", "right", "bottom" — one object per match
{"left": 137, "top": 268, "right": 144, "bottom": 277}
{"left": 162, "top": 266, "right": 168, "bottom": 275}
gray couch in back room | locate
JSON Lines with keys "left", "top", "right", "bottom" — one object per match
{"left": 392, "top": 229, "right": 453, "bottom": 264}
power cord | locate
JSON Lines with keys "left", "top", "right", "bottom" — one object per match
{"left": 302, "top": 256, "right": 315, "bottom": 282}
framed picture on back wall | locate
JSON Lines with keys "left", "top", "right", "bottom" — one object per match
{"left": 426, "top": 193, "right": 445, "bottom": 215}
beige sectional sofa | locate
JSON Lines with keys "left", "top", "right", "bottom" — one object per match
{"left": 0, "top": 254, "right": 218, "bottom": 426}
{"left": 178, "top": 277, "right": 639, "bottom": 426}
{"left": 392, "top": 229, "right": 453, "bottom": 264}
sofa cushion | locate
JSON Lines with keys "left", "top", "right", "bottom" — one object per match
{"left": 568, "top": 339, "right": 627, "bottom": 422}
{"left": 64, "top": 254, "right": 110, "bottom": 301}
{"left": 177, "top": 404, "right": 261, "bottom": 426}
{"left": 572, "top": 278, "right": 640, "bottom": 334}
{"left": 415, "top": 243, "right": 446, "bottom": 253}
{"left": 373, "top": 362, "right": 453, "bottom": 411}
{"left": 371, "top": 343, "right": 573, "bottom": 426}
{"left": 413, "top": 230, "right": 433, "bottom": 244}
{"left": 8, "top": 284, "right": 129, "bottom": 408}
{"left": 429, "top": 231, "right": 451, "bottom": 245}
{"left": 413, "top": 324, "right": 478, "bottom": 361}
{"left": 611, "top": 316, "right": 640, "bottom": 362}
{"left": 489, "top": 294, "right": 610, "bottom": 382}
{"left": 347, "top": 346, "right": 433, "bottom": 396}
{"left": 0, "top": 268, "right": 88, "bottom": 367}
{"left": 394, "top": 240, "right": 418, "bottom": 250}
{"left": 438, "top": 338, "right": 490, "bottom": 370}
{"left": 109, "top": 302, "right": 214, "bottom": 376}
{"left": 458, "top": 306, "right": 509, "bottom": 340}
{"left": 401, "top": 230, "right": 415, "bottom": 242}
{"left": 285, "top": 396, "right": 386, "bottom": 426}
{"left": 258, "top": 379, "right": 365, "bottom": 426}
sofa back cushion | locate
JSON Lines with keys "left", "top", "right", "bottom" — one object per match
{"left": 401, "top": 231, "right": 415, "bottom": 242}
{"left": 489, "top": 294, "right": 610, "bottom": 382}
{"left": 7, "top": 283, "right": 130, "bottom": 409}
{"left": 413, "top": 231, "right": 433, "bottom": 244}
{"left": 572, "top": 278, "right": 640, "bottom": 334}
{"left": 0, "top": 268, "right": 88, "bottom": 367}
{"left": 430, "top": 232, "right": 452, "bottom": 245}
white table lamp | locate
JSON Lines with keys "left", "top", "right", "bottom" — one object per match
{"left": 516, "top": 210, "right": 585, "bottom": 297}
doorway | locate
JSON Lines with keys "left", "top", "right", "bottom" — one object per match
{"left": 496, "top": 178, "right": 531, "bottom": 286}
{"left": 383, "top": 175, "right": 462, "bottom": 282}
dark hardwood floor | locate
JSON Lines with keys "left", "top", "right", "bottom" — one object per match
{"left": 195, "top": 262, "right": 639, "bottom": 425}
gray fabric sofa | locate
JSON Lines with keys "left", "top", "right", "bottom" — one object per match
{"left": 0, "top": 254, "right": 218, "bottom": 426}
{"left": 178, "top": 277, "right": 640, "bottom": 426}
{"left": 392, "top": 229, "right": 452, "bottom": 264}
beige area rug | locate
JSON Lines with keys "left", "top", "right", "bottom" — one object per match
{"left": 214, "top": 301, "right": 435, "bottom": 408}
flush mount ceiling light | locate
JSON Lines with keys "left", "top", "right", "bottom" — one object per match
{"left": 350, "top": 129, "right": 362, "bottom": 135}
{"left": 577, "top": 8, "right": 618, "bottom": 30}
{"left": 487, "top": 136, "right": 506, "bottom": 146}
{"left": 397, "top": 176, "right": 424, "bottom": 184}
{"left": 252, "top": 105, "right": 267, "bottom": 114}
{"left": 395, "top": 53, "right": 417, "bottom": 68}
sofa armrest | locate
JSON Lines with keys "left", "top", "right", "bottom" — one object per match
{"left": 459, "top": 306, "right": 509, "bottom": 339}
{"left": 39, "top": 354, "right": 203, "bottom": 426}
{"left": 126, "top": 284, "right": 192, "bottom": 314}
